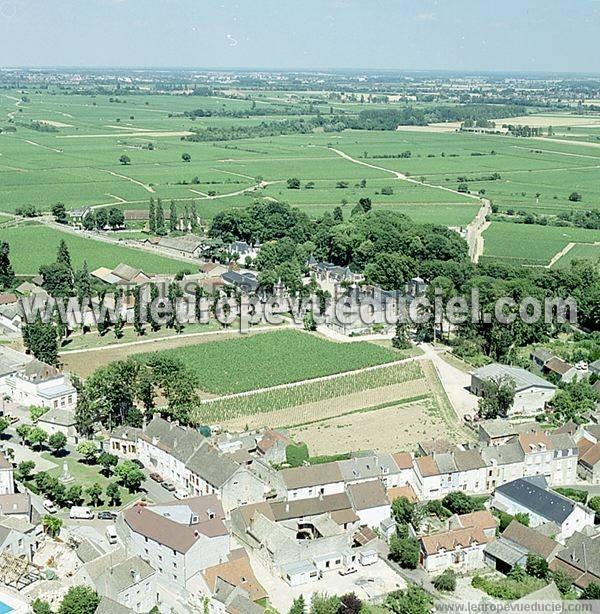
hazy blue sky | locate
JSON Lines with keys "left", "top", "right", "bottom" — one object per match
{"left": 0, "top": 0, "right": 598, "bottom": 72}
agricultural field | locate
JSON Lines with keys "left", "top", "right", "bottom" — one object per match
{"left": 140, "top": 329, "right": 401, "bottom": 394}
{"left": 551, "top": 242, "right": 600, "bottom": 269}
{"left": 191, "top": 359, "right": 424, "bottom": 424}
{"left": 481, "top": 221, "right": 600, "bottom": 266}
{"left": 1, "top": 222, "right": 187, "bottom": 274}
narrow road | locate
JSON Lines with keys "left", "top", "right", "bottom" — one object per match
{"left": 328, "top": 146, "right": 491, "bottom": 263}
{"left": 547, "top": 242, "right": 576, "bottom": 268}
{"left": 101, "top": 169, "right": 155, "bottom": 193}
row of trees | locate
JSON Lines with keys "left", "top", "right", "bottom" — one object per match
{"left": 148, "top": 197, "right": 199, "bottom": 235}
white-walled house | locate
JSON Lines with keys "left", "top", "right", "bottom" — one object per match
{"left": 413, "top": 449, "right": 487, "bottom": 500}
{"left": 347, "top": 480, "right": 391, "bottom": 529}
{"left": 119, "top": 497, "right": 230, "bottom": 592}
{"left": 492, "top": 476, "right": 595, "bottom": 541}
{"left": 279, "top": 463, "right": 345, "bottom": 501}
{"left": 37, "top": 407, "right": 79, "bottom": 445}
{"left": 471, "top": 364, "right": 556, "bottom": 417}
{"left": 338, "top": 453, "right": 414, "bottom": 488}
{"left": 4, "top": 360, "right": 77, "bottom": 411}
{"left": 0, "top": 453, "right": 14, "bottom": 496}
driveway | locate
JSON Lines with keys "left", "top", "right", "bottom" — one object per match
{"left": 420, "top": 343, "right": 478, "bottom": 419}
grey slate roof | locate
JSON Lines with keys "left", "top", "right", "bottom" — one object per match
{"left": 472, "top": 363, "right": 556, "bottom": 392}
{"left": 556, "top": 531, "right": 600, "bottom": 577}
{"left": 495, "top": 477, "right": 577, "bottom": 525}
{"left": 481, "top": 442, "right": 525, "bottom": 466}
{"left": 96, "top": 555, "right": 155, "bottom": 594}
{"left": 186, "top": 442, "right": 240, "bottom": 489}
{"left": 95, "top": 596, "right": 134, "bottom": 614}
{"left": 338, "top": 453, "right": 401, "bottom": 482}
{"left": 484, "top": 537, "right": 527, "bottom": 566}
{"left": 478, "top": 419, "right": 539, "bottom": 440}
{"left": 0, "top": 346, "right": 32, "bottom": 377}
{"left": 38, "top": 407, "right": 76, "bottom": 426}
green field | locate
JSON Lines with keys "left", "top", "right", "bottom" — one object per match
{"left": 482, "top": 221, "right": 600, "bottom": 265}
{"left": 140, "top": 329, "right": 400, "bottom": 394}
{"left": 1, "top": 222, "right": 188, "bottom": 274}
{"left": 551, "top": 242, "right": 600, "bottom": 269}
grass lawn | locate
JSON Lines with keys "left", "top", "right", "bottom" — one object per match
{"left": 140, "top": 329, "right": 401, "bottom": 394}
{"left": 41, "top": 452, "right": 139, "bottom": 510}
{"left": 0, "top": 222, "right": 190, "bottom": 274}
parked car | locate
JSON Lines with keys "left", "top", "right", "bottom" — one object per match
{"left": 339, "top": 566, "right": 357, "bottom": 576}
{"left": 149, "top": 473, "right": 163, "bottom": 483}
{"left": 98, "top": 511, "right": 117, "bottom": 520}
{"left": 43, "top": 499, "right": 57, "bottom": 514}
{"left": 105, "top": 525, "right": 118, "bottom": 544}
{"left": 161, "top": 482, "right": 176, "bottom": 492}
{"left": 174, "top": 489, "right": 189, "bottom": 500}
{"left": 131, "top": 459, "right": 144, "bottom": 469}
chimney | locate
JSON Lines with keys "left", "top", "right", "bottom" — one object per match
{"left": 285, "top": 502, "right": 290, "bottom": 513}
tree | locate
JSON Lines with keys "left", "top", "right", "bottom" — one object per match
{"left": 182, "top": 152, "right": 191, "bottom": 162}
{"left": 108, "top": 207, "right": 125, "bottom": 230}
{"left": 76, "top": 440, "right": 98, "bottom": 464}
{"left": 16, "top": 424, "right": 30, "bottom": 444}
{"left": 580, "top": 582, "right": 600, "bottom": 600}
{"left": 22, "top": 318, "right": 59, "bottom": 365}
{"left": 75, "top": 261, "right": 93, "bottom": 299}
{"left": 433, "top": 568, "right": 457, "bottom": 592}
{"left": 42, "top": 514, "right": 62, "bottom": 538}
{"left": 588, "top": 496, "right": 600, "bottom": 523}
{"left": 364, "top": 252, "right": 415, "bottom": 291}
{"left": 525, "top": 554, "right": 549, "bottom": 580}
{"left": 310, "top": 593, "right": 341, "bottom": 614}
{"left": 51, "top": 202, "right": 68, "bottom": 224}
{"left": 169, "top": 200, "right": 178, "bottom": 232}
{"left": 288, "top": 595, "right": 305, "bottom": 614}
{"left": 58, "top": 586, "right": 100, "bottom": 614}
{"left": 0, "top": 417, "right": 8, "bottom": 439}
{"left": 48, "top": 432, "right": 67, "bottom": 455}
{"left": 26, "top": 426, "right": 48, "bottom": 451}
{"left": 32, "top": 598, "right": 53, "bottom": 614}
{"left": 303, "top": 311, "right": 317, "bottom": 331}
{"left": 478, "top": 375, "right": 516, "bottom": 419}
{"left": 66, "top": 484, "right": 83, "bottom": 506}
{"left": 392, "top": 321, "right": 411, "bottom": 350}
{"left": 339, "top": 593, "right": 362, "bottom": 614}
{"left": 115, "top": 460, "right": 145, "bottom": 492}
{"left": 119, "top": 155, "right": 131, "bottom": 165}
{"left": 155, "top": 198, "right": 166, "bottom": 235}
{"left": 442, "top": 491, "right": 483, "bottom": 514}
{"left": 16, "top": 460, "right": 35, "bottom": 481}
{"left": 389, "top": 533, "right": 420, "bottom": 568}
{"left": 85, "top": 482, "right": 103, "bottom": 507}
{"left": 568, "top": 192, "right": 582, "bottom": 202}
{"left": 332, "top": 206, "right": 343, "bottom": 222}
{"left": 98, "top": 452, "right": 118, "bottom": 476}
{"left": 384, "top": 585, "right": 433, "bottom": 614}
{"left": 148, "top": 197, "right": 156, "bottom": 234}
{"left": 114, "top": 315, "right": 124, "bottom": 339}
{"left": 0, "top": 242, "right": 15, "bottom": 290}
{"left": 286, "top": 177, "right": 301, "bottom": 189}
{"left": 552, "top": 569, "right": 573, "bottom": 596}
{"left": 30, "top": 405, "right": 49, "bottom": 422}
{"left": 106, "top": 482, "right": 122, "bottom": 506}
{"left": 391, "top": 496, "right": 415, "bottom": 525}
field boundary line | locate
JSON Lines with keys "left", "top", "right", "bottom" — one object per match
{"left": 547, "top": 242, "right": 576, "bottom": 268}
{"left": 101, "top": 169, "right": 155, "bottom": 193}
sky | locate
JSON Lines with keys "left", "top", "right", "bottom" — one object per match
{"left": 0, "top": 0, "right": 599, "bottom": 73}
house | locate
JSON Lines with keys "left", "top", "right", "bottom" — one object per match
{"left": 214, "top": 428, "right": 290, "bottom": 465}
{"left": 491, "top": 476, "right": 595, "bottom": 540}
{"left": 94, "top": 555, "right": 158, "bottom": 613}
{"left": 338, "top": 453, "right": 411, "bottom": 488}
{"left": 95, "top": 597, "right": 135, "bottom": 614}
{"left": 137, "top": 416, "right": 268, "bottom": 512}
{"left": 544, "top": 357, "right": 589, "bottom": 383}
{"left": 4, "top": 360, "right": 77, "bottom": 411}
{"left": 387, "top": 484, "right": 418, "bottom": 504}
{"left": 549, "top": 531, "right": 600, "bottom": 593}
{"left": 0, "top": 453, "right": 14, "bottom": 496}
{"left": 69, "top": 206, "right": 91, "bottom": 226}
{"left": 269, "top": 493, "right": 359, "bottom": 531}
{"left": 158, "top": 235, "right": 206, "bottom": 258}
{"left": 412, "top": 449, "right": 487, "bottom": 500}
{"left": 201, "top": 548, "right": 267, "bottom": 613}
{"left": 578, "top": 441, "right": 600, "bottom": 484}
{"left": 589, "top": 359, "right": 600, "bottom": 377}
{"left": 477, "top": 419, "right": 540, "bottom": 446}
{"left": 307, "top": 258, "right": 363, "bottom": 295}
{"left": 119, "top": 497, "right": 230, "bottom": 591}
{"left": 279, "top": 462, "right": 345, "bottom": 501}
{"left": 227, "top": 241, "right": 260, "bottom": 264}
{"left": 221, "top": 271, "right": 259, "bottom": 294}
{"left": 230, "top": 503, "right": 356, "bottom": 587}
{"left": 91, "top": 264, "right": 151, "bottom": 286}
{"left": 37, "top": 407, "right": 79, "bottom": 445}
{"left": 347, "top": 480, "right": 391, "bottom": 529}
{"left": 109, "top": 426, "right": 143, "bottom": 460}
{"left": 531, "top": 348, "right": 554, "bottom": 370}
{"left": 471, "top": 363, "right": 557, "bottom": 417}
{"left": 420, "top": 525, "right": 493, "bottom": 573}
{"left": 0, "top": 493, "right": 32, "bottom": 521}
{"left": 481, "top": 441, "right": 525, "bottom": 491}
{"left": 484, "top": 520, "right": 560, "bottom": 573}
{"left": 0, "top": 515, "right": 42, "bottom": 561}
{"left": 0, "top": 346, "right": 33, "bottom": 390}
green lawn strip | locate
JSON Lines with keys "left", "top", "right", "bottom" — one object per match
{"left": 41, "top": 452, "right": 138, "bottom": 510}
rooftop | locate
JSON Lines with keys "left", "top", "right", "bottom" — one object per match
{"left": 472, "top": 363, "right": 556, "bottom": 392}
{"left": 280, "top": 462, "right": 343, "bottom": 490}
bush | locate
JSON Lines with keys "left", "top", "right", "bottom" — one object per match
{"left": 471, "top": 573, "right": 545, "bottom": 600}
{"left": 433, "top": 568, "right": 457, "bottom": 592}
{"left": 554, "top": 487, "right": 588, "bottom": 505}
{"left": 588, "top": 496, "right": 600, "bottom": 524}
{"left": 285, "top": 443, "right": 309, "bottom": 467}
{"left": 442, "top": 491, "right": 485, "bottom": 514}
{"left": 389, "top": 534, "right": 420, "bottom": 569}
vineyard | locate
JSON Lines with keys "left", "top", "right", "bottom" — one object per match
{"left": 190, "top": 360, "right": 424, "bottom": 423}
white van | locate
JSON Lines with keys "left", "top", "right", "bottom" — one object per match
{"left": 69, "top": 506, "right": 94, "bottom": 520}
{"left": 106, "top": 525, "right": 118, "bottom": 545}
